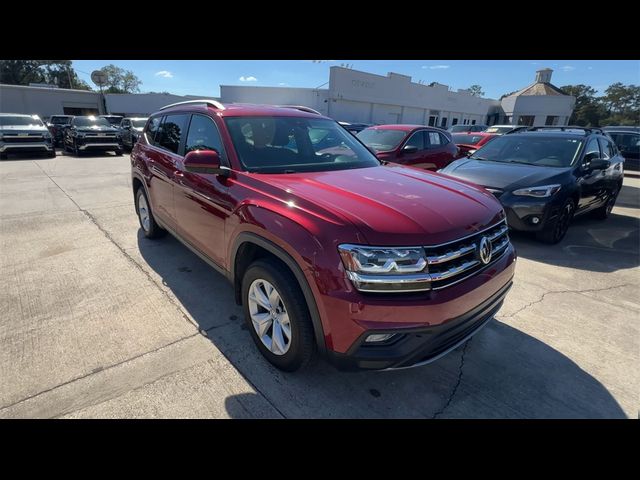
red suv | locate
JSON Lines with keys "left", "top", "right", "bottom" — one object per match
{"left": 356, "top": 124, "right": 461, "bottom": 170}
{"left": 131, "top": 101, "right": 516, "bottom": 371}
{"left": 451, "top": 132, "right": 499, "bottom": 156}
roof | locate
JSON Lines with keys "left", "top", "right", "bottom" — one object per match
{"left": 511, "top": 131, "right": 589, "bottom": 140}
{"left": 367, "top": 124, "right": 427, "bottom": 132}
{"left": 0, "top": 113, "right": 39, "bottom": 117}
{"left": 508, "top": 82, "right": 567, "bottom": 97}
{"left": 158, "top": 101, "right": 328, "bottom": 119}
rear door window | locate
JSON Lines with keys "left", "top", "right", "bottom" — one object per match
{"left": 157, "top": 114, "right": 189, "bottom": 155}
{"left": 405, "top": 131, "right": 424, "bottom": 150}
{"left": 145, "top": 116, "right": 162, "bottom": 146}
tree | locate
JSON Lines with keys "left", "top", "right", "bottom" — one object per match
{"left": 99, "top": 64, "right": 142, "bottom": 93}
{"left": 468, "top": 85, "right": 485, "bottom": 97}
{"left": 0, "top": 60, "right": 92, "bottom": 90}
{"left": 559, "top": 84, "right": 605, "bottom": 126}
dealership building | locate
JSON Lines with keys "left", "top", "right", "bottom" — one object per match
{"left": 0, "top": 66, "right": 574, "bottom": 127}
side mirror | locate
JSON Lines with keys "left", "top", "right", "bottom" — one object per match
{"left": 589, "top": 158, "right": 611, "bottom": 170}
{"left": 402, "top": 145, "right": 418, "bottom": 154}
{"left": 183, "top": 149, "right": 229, "bottom": 176}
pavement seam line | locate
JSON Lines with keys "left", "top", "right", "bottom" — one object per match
{"left": 0, "top": 332, "right": 200, "bottom": 413}
{"left": 497, "top": 283, "right": 632, "bottom": 319}
{"left": 26, "top": 161, "right": 289, "bottom": 419}
{"left": 431, "top": 339, "right": 472, "bottom": 419}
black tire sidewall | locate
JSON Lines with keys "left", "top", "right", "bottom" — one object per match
{"left": 537, "top": 198, "right": 575, "bottom": 244}
{"left": 241, "top": 260, "right": 314, "bottom": 372}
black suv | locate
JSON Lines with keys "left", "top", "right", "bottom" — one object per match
{"left": 46, "top": 115, "right": 73, "bottom": 147}
{"left": 119, "top": 117, "right": 148, "bottom": 150}
{"left": 440, "top": 127, "right": 625, "bottom": 243}
{"left": 63, "top": 116, "right": 123, "bottom": 156}
{"left": 603, "top": 126, "right": 639, "bottom": 171}
{"left": 99, "top": 115, "right": 124, "bottom": 128}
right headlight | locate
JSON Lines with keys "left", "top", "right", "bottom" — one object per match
{"left": 337, "top": 244, "right": 430, "bottom": 293}
{"left": 512, "top": 184, "right": 561, "bottom": 198}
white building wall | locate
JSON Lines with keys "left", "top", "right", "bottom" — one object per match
{"left": 329, "top": 99, "right": 371, "bottom": 123}
{"left": 220, "top": 85, "right": 329, "bottom": 116}
{"left": 502, "top": 95, "right": 575, "bottom": 126}
{"left": 105, "top": 93, "right": 220, "bottom": 116}
{"left": 0, "top": 84, "right": 102, "bottom": 117}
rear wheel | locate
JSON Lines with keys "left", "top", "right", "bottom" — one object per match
{"left": 536, "top": 198, "right": 575, "bottom": 244}
{"left": 135, "top": 187, "right": 166, "bottom": 239}
{"left": 592, "top": 186, "right": 620, "bottom": 220}
{"left": 241, "top": 258, "right": 316, "bottom": 372}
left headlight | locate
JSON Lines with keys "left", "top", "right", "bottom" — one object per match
{"left": 512, "top": 184, "right": 561, "bottom": 198}
{"left": 337, "top": 244, "right": 430, "bottom": 293}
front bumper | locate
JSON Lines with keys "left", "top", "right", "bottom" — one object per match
{"left": 326, "top": 280, "right": 512, "bottom": 370}
{"left": 0, "top": 142, "right": 54, "bottom": 153}
{"left": 78, "top": 142, "right": 121, "bottom": 151}
{"left": 499, "top": 194, "right": 560, "bottom": 232}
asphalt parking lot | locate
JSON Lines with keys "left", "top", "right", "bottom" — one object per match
{"left": 0, "top": 151, "right": 638, "bottom": 419}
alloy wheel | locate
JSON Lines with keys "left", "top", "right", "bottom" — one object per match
{"left": 247, "top": 279, "right": 292, "bottom": 355}
{"left": 137, "top": 193, "right": 151, "bottom": 232}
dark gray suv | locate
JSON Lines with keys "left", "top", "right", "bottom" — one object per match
{"left": 0, "top": 113, "right": 56, "bottom": 160}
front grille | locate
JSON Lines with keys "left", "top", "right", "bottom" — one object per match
{"left": 3, "top": 135, "right": 44, "bottom": 143}
{"left": 83, "top": 136, "right": 117, "bottom": 144}
{"left": 424, "top": 220, "right": 509, "bottom": 290}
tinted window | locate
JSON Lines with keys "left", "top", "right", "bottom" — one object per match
{"left": 598, "top": 138, "right": 615, "bottom": 160}
{"left": 426, "top": 131, "right": 442, "bottom": 148}
{"left": 185, "top": 114, "right": 226, "bottom": 159}
{"left": 439, "top": 133, "right": 450, "bottom": 145}
{"left": 131, "top": 119, "right": 147, "bottom": 128}
{"left": 121, "top": 119, "right": 130, "bottom": 127}
{"left": 145, "top": 116, "right": 162, "bottom": 145}
{"left": 356, "top": 128, "right": 408, "bottom": 152}
{"left": 50, "top": 116, "right": 71, "bottom": 125}
{"left": 0, "top": 116, "right": 44, "bottom": 127}
{"left": 225, "top": 116, "right": 380, "bottom": 174}
{"left": 583, "top": 137, "right": 600, "bottom": 163}
{"left": 471, "top": 135, "right": 583, "bottom": 167}
{"left": 405, "top": 131, "right": 424, "bottom": 150}
{"left": 610, "top": 133, "right": 640, "bottom": 151}
{"left": 72, "top": 117, "right": 110, "bottom": 127}
{"left": 452, "top": 134, "right": 484, "bottom": 145}
{"left": 157, "top": 114, "right": 189, "bottom": 154}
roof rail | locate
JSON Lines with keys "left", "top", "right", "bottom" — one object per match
{"left": 159, "top": 99, "right": 225, "bottom": 111}
{"left": 526, "top": 126, "right": 604, "bottom": 135}
{"left": 276, "top": 105, "right": 322, "bottom": 115}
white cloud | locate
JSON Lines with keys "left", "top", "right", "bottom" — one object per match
{"left": 561, "top": 65, "right": 575, "bottom": 72}
{"left": 422, "top": 65, "right": 450, "bottom": 70}
{"left": 278, "top": 82, "right": 289, "bottom": 86}
{"left": 155, "top": 70, "right": 174, "bottom": 78}
{"left": 239, "top": 76, "right": 258, "bottom": 82}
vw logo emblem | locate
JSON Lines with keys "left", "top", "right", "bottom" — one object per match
{"left": 479, "top": 236, "right": 493, "bottom": 265}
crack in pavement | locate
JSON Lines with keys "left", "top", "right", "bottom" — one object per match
{"left": 497, "top": 284, "right": 632, "bottom": 320}
{"left": 22, "top": 161, "right": 289, "bottom": 419}
{"left": 431, "top": 339, "right": 472, "bottom": 419}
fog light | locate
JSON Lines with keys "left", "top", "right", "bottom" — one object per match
{"left": 365, "top": 333, "right": 396, "bottom": 343}
{"left": 531, "top": 217, "right": 540, "bottom": 224}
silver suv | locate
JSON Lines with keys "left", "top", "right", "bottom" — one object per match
{"left": 0, "top": 113, "right": 56, "bottom": 160}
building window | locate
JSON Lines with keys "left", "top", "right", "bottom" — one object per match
{"left": 545, "top": 115, "right": 559, "bottom": 126}
{"left": 440, "top": 117, "right": 448, "bottom": 128}
{"left": 517, "top": 115, "right": 535, "bottom": 126}
{"left": 471, "top": 120, "right": 476, "bottom": 125}
{"left": 428, "top": 116, "right": 437, "bottom": 127}
{"left": 452, "top": 118, "right": 459, "bottom": 126}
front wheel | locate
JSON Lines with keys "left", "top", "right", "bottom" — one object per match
{"left": 536, "top": 199, "right": 575, "bottom": 244}
{"left": 241, "top": 259, "right": 316, "bottom": 372}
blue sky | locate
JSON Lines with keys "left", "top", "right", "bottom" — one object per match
{"left": 72, "top": 60, "right": 639, "bottom": 99}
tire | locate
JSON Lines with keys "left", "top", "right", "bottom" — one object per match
{"left": 73, "top": 139, "right": 81, "bottom": 157}
{"left": 135, "top": 187, "right": 166, "bottom": 239}
{"left": 47, "top": 149, "right": 56, "bottom": 158}
{"left": 592, "top": 186, "right": 620, "bottom": 220}
{"left": 536, "top": 198, "right": 575, "bottom": 244}
{"left": 114, "top": 148, "right": 123, "bottom": 156}
{"left": 241, "top": 258, "right": 316, "bottom": 372}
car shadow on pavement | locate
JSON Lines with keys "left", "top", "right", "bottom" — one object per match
{"left": 510, "top": 184, "right": 640, "bottom": 273}
{"left": 137, "top": 232, "right": 627, "bottom": 419}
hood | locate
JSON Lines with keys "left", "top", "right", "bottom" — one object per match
{"left": 252, "top": 164, "right": 504, "bottom": 245}
{"left": 1, "top": 125, "right": 48, "bottom": 133}
{"left": 441, "top": 158, "right": 572, "bottom": 191}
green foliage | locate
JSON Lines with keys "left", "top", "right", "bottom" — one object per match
{"left": 468, "top": 84, "right": 485, "bottom": 97}
{"left": 0, "top": 60, "right": 92, "bottom": 90}
{"left": 560, "top": 83, "right": 639, "bottom": 126}
{"left": 99, "top": 64, "right": 142, "bottom": 93}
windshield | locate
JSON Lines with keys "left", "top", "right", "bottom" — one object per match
{"left": 0, "top": 116, "right": 44, "bottom": 127}
{"left": 471, "top": 135, "right": 583, "bottom": 167}
{"left": 50, "top": 116, "right": 71, "bottom": 125}
{"left": 225, "top": 116, "right": 380, "bottom": 173}
{"left": 449, "top": 125, "right": 470, "bottom": 133}
{"left": 356, "top": 128, "right": 407, "bottom": 152}
{"left": 131, "top": 119, "right": 147, "bottom": 128}
{"left": 102, "top": 116, "right": 123, "bottom": 126}
{"left": 452, "top": 133, "right": 485, "bottom": 145}
{"left": 485, "top": 126, "right": 512, "bottom": 134}
{"left": 73, "top": 117, "right": 111, "bottom": 127}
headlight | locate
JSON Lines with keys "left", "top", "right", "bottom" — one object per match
{"left": 338, "top": 244, "right": 430, "bottom": 292}
{"left": 512, "top": 184, "right": 561, "bottom": 198}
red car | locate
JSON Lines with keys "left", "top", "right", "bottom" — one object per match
{"left": 451, "top": 132, "right": 498, "bottom": 156}
{"left": 131, "top": 101, "right": 516, "bottom": 371}
{"left": 356, "top": 124, "right": 461, "bottom": 170}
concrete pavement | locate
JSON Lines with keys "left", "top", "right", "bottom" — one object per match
{"left": 1, "top": 152, "right": 638, "bottom": 418}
